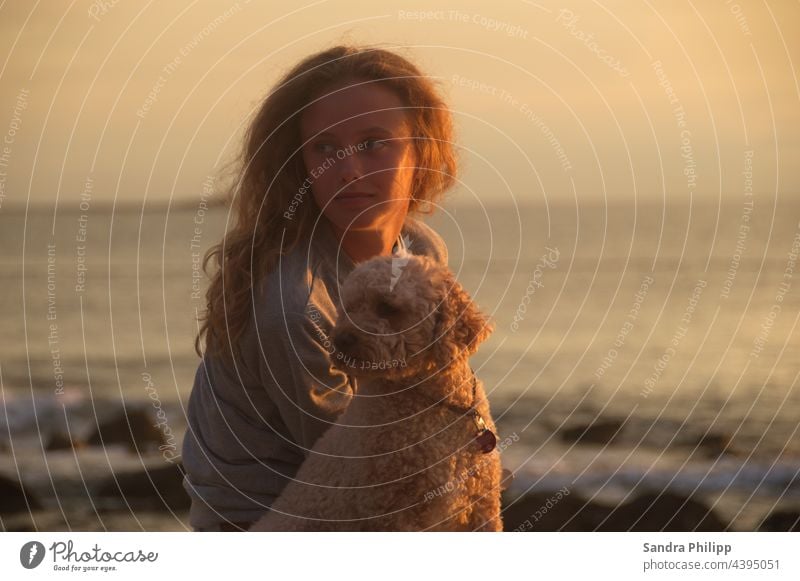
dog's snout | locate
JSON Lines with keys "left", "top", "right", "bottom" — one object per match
{"left": 333, "top": 330, "right": 358, "bottom": 351}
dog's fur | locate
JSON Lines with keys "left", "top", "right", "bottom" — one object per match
{"left": 250, "top": 253, "right": 501, "bottom": 531}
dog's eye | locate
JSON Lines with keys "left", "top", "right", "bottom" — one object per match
{"left": 376, "top": 300, "right": 401, "bottom": 318}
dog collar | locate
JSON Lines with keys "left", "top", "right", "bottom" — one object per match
{"left": 436, "top": 368, "right": 497, "bottom": 454}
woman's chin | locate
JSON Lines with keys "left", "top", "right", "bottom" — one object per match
{"left": 324, "top": 206, "right": 392, "bottom": 232}
{"left": 333, "top": 217, "right": 379, "bottom": 233}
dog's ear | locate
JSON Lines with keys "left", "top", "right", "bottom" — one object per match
{"left": 432, "top": 272, "right": 494, "bottom": 363}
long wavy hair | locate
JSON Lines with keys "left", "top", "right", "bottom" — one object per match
{"left": 194, "top": 44, "right": 458, "bottom": 368}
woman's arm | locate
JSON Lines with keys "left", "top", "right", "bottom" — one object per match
{"left": 246, "top": 310, "right": 354, "bottom": 454}
{"left": 181, "top": 309, "right": 353, "bottom": 530}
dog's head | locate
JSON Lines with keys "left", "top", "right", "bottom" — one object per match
{"left": 330, "top": 254, "right": 493, "bottom": 379}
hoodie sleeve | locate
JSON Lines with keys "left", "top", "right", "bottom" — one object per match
{"left": 249, "top": 310, "right": 354, "bottom": 454}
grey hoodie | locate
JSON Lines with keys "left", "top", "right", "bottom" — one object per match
{"left": 181, "top": 215, "right": 449, "bottom": 529}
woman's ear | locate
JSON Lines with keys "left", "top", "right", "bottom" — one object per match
{"left": 432, "top": 273, "right": 494, "bottom": 363}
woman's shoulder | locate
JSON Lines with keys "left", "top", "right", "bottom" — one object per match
{"left": 403, "top": 215, "right": 449, "bottom": 265}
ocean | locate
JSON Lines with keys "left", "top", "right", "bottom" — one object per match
{"left": 1, "top": 197, "right": 799, "bottom": 530}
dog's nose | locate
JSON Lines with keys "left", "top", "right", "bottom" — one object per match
{"left": 333, "top": 330, "right": 358, "bottom": 352}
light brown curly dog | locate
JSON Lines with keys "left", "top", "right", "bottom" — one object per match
{"left": 250, "top": 253, "right": 502, "bottom": 531}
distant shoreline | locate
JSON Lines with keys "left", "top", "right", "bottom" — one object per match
{"left": 1, "top": 197, "right": 229, "bottom": 214}
{"left": 4, "top": 196, "right": 795, "bottom": 214}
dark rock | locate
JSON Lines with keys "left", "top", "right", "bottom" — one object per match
{"left": 600, "top": 492, "right": 727, "bottom": 531}
{"left": 46, "top": 432, "right": 84, "bottom": 451}
{"left": 503, "top": 490, "right": 727, "bottom": 531}
{"left": 560, "top": 419, "right": 626, "bottom": 446}
{"left": 671, "top": 431, "right": 743, "bottom": 458}
{"left": 691, "top": 433, "right": 733, "bottom": 457}
{"left": 2, "top": 517, "right": 35, "bottom": 532}
{"left": 0, "top": 474, "right": 42, "bottom": 514}
{"left": 501, "top": 490, "right": 611, "bottom": 531}
{"left": 87, "top": 408, "right": 165, "bottom": 453}
{"left": 94, "top": 463, "right": 189, "bottom": 512}
{"left": 759, "top": 510, "right": 800, "bottom": 531}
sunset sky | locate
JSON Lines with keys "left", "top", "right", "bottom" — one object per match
{"left": 0, "top": 0, "right": 797, "bottom": 208}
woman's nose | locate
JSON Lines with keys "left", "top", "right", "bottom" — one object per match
{"left": 336, "top": 147, "right": 364, "bottom": 183}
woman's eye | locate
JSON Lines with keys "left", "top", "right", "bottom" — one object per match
{"left": 363, "top": 138, "right": 386, "bottom": 151}
{"left": 313, "top": 142, "right": 335, "bottom": 153}
{"left": 376, "top": 300, "right": 400, "bottom": 318}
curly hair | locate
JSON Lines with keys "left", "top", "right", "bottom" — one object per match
{"left": 194, "top": 43, "right": 458, "bottom": 367}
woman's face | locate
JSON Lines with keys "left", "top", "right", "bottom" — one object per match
{"left": 299, "top": 79, "right": 417, "bottom": 234}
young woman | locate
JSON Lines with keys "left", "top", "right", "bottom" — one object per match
{"left": 182, "top": 44, "right": 457, "bottom": 531}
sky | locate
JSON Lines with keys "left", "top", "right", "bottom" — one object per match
{"left": 0, "top": 0, "right": 797, "bottom": 209}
